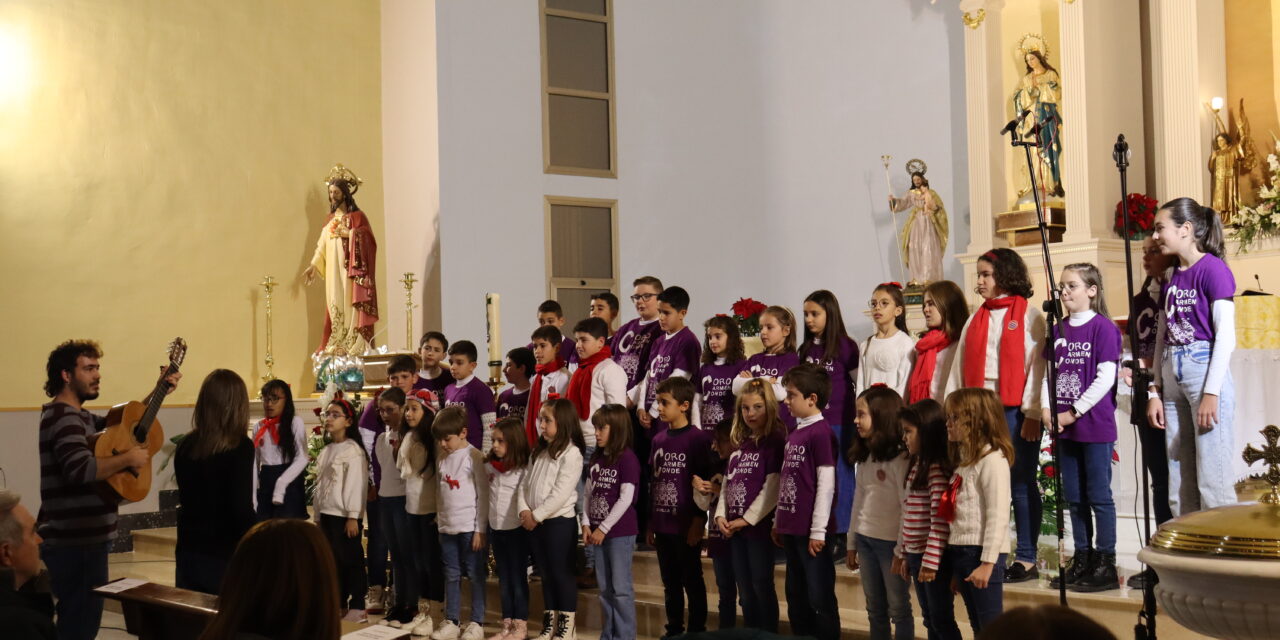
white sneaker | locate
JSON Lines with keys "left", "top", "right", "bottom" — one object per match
{"left": 460, "top": 622, "right": 484, "bottom": 640}
{"left": 410, "top": 613, "right": 435, "bottom": 637}
{"left": 342, "top": 609, "right": 369, "bottom": 624}
{"left": 431, "top": 620, "right": 461, "bottom": 640}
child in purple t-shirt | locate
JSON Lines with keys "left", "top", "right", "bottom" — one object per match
{"left": 1148, "top": 198, "right": 1238, "bottom": 513}
{"left": 773, "top": 363, "right": 840, "bottom": 640}
{"left": 613, "top": 277, "right": 665, "bottom": 390}
{"left": 648, "top": 377, "right": 713, "bottom": 638}
{"left": 580, "top": 404, "right": 640, "bottom": 640}
{"left": 693, "top": 419, "right": 739, "bottom": 630}
{"left": 696, "top": 316, "right": 746, "bottom": 429}
{"left": 1039, "top": 263, "right": 1123, "bottom": 592}
{"left": 497, "top": 347, "right": 535, "bottom": 424}
{"left": 733, "top": 305, "right": 801, "bottom": 429}
{"left": 632, "top": 286, "right": 702, "bottom": 434}
{"left": 443, "top": 340, "right": 498, "bottom": 454}
{"left": 417, "top": 331, "right": 455, "bottom": 402}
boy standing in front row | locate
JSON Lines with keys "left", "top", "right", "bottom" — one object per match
{"left": 430, "top": 407, "right": 490, "bottom": 640}
{"left": 443, "top": 341, "right": 498, "bottom": 455}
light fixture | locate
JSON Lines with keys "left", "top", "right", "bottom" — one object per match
{"left": 1210, "top": 96, "right": 1224, "bottom": 112}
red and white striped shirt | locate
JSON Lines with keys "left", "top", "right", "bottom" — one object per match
{"left": 896, "top": 462, "right": 951, "bottom": 571}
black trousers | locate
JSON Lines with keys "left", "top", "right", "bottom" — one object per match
{"left": 1133, "top": 384, "right": 1173, "bottom": 525}
{"left": 319, "top": 514, "right": 368, "bottom": 609}
{"left": 653, "top": 532, "right": 707, "bottom": 636}
{"left": 530, "top": 516, "right": 578, "bottom": 612}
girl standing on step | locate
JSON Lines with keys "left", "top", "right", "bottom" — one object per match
{"left": 694, "top": 419, "right": 739, "bottom": 630}
{"left": 906, "top": 281, "right": 968, "bottom": 404}
{"left": 313, "top": 397, "right": 370, "bottom": 623}
{"left": 397, "top": 390, "right": 444, "bottom": 637}
{"left": 714, "top": 378, "right": 786, "bottom": 633}
{"left": 371, "top": 388, "right": 416, "bottom": 628}
{"left": 947, "top": 248, "right": 1046, "bottom": 583}
{"left": 1041, "top": 263, "right": 1122, "bottom": 593}
{"left": 859, "top": 283, "right": 915, "bottom": 396}
{"left": 733, "top": 305, "right": 801, "bottom": 429}
{"left": 943, "top": 388, "right": 1013, "bottom": 633}
{"left": 581, "top": 404, "right": 640, "bottom": 640}
{"left": 844, "top": 385, "right": 912, "bottom": 640}
{"left": 488, "top": 417, "right": 532, "bottom": 640}
{"left": 253, "top": 378, "right": 309, "bottom": 519}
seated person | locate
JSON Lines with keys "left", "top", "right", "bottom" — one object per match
{"left": 0, "top": 489, "right": 54, "bottom": 640}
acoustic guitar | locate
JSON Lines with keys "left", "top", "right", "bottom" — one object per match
{"left": 93, "top": 338, "right": 187, "bottom": 504}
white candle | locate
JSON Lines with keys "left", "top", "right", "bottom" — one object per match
{"left": 485, "top": 293, "right": 501, "bottom": 365}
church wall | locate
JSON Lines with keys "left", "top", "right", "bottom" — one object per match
{"left": 432, "top": 0, "right": 968, "bottom": 352}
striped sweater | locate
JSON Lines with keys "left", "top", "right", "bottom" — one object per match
{"left": 37, "top": 403, "right": 116, "bottom": 546}
{"left": 896, "top": 463, "right": 951, "bottom": 571}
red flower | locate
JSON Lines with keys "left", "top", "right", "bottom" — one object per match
{"left": 1043, "top": 465, "right": 1056, "bottom": 478}
{"left": 731, "top": 297, "right": 766, "bottom": 319}
{"left": 1112, "top": 449, "right": 1121, "bottom": 464}
{"left": 312, "top": 425, "right": 322, "bottom": 435}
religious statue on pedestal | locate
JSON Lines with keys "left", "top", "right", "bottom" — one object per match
{"left": 1208, "top": 98, "right": 1258, "bottom": 225}
{"left": 302, "top": 164, "right": 379, "bottom": 356}
{"left": 888, "top": 159, "right": 948, "bottom": 286}
{"left": 1012, "top": 35, "right": 1064, "bottom": 198}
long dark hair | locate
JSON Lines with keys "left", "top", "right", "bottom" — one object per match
{"left": 848, "top": 385, "right": 905, "bottom": 464}
{"left": 922, "top": 280, "right": 969, "bottom": 341}
{"left": 702, "top": 316, "right": 745, "bottom": 365}
{"left": 261, "top": 379, "right": 297, "bottom": 464}
{"left": 532, "top": 399, "right": 585, "bottom": 461}
{"left": 404, "top": 393, "right": 438, "bottom": 477}
{"left": 872, "top": 282, "right": 909, "bottom": 334}
{"left": 979, "top": 248, "right": 1034, "bottom": 298}
{"left": 910, "top": 171, "right": 930, "bottom": 190}
{"left": 901, "top": 399, "right": 952, "bottom": 491}
{"left": 325, "top": 398, "right": 366, "bottom": 462}
{"left": 591, "top": 404, "right": 633, "bottom": 465}
{"left": 1023, "top": 50, "right": 1058, "bottom": 75}
{"left": 1159, "top": 197, "right": 1226, "bottom": 259}
{"left": 186, "top": 370, "right": 250, "bottom": 460}
{"left": 328, "top": 179, "right": 359, "bottom": 213}
{"left": 801, "top": 290, "right": 851, "bottom": 364}
{"left": 488, "top": 417, "right": 531, "bottom": 469}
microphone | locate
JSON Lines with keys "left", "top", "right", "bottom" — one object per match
{"left": 1113, "top": 134, "right": 1132, "bottom": 168}
{"left": 1000, "top": 109, "right": 1032, "bottom": 135}
{"left": 1257, "top": 274, "right": 1264, "bottom": 292}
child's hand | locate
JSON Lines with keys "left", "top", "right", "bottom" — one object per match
{"left": 770, "top": 529, "right": 783, "bottom": 548}
{"left": 638, "top": 411, "right": 653, "bottom": 428}
{"left": 918, "top": 567, "right": 936, "bottom": 583}
{"left": 581, "top": 525, "right": 593, "bottom": 546}
{"left": 728, "top": 518, "right": 749, "bottom": 534}
{"left": 344, "top": 518, "right": 358, "bottom": 538}
{"left": 1040, "top": 408, "right": 1051, "bottom": 426}
{"left": 965, "top": 561, "right": 995, "bottom": 589}
{"left": 807, "top": 537, "right": 825, "bottom": 557}
{"left": 1120, "top": 366, "right": 1134, "bottom": 387}
{"left": 1020, "top": 417, "right": 1042, "bottom": 442}
{"left": 589, "top": 529, "right": 605, "bottom": 546}
{"left": 845, "top": 549, "right": 858, "bottom": 571}
{"left": 737, "top": 371, "right": 753, "bottom": 379}
{"left": 519, "top": 510, "right": 538, "bottom": 531}
{"left": 1197, "top": 394, "right": 1220, "bottom": 431}
{"left": 471, "top": 531, "right": 486, "bottom": 551}
{"left": 890, "top": 556, "right": 907, "bottom": 579}
{"left": 647, "top": 530, "right": 656, "bottom": 547}
{"left": 1147, "top": 396, "right": 1166, "bottom": 429}
{"left": 715, "top": 517, "right": 733, "bottom": 537}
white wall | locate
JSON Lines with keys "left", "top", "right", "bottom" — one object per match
{"left": 426, "top": 0, "right": 969, "bottom": 353}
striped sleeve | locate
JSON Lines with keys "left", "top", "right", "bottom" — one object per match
{"left": 51, "top": 414, "right": 98, "bottom": 485}
{"left": 923, "top": 464, "right": 951, "bottom": 571}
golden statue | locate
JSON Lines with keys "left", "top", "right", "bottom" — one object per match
{"left": 1208, "top": 99, "right": 1258, "bottom": 225}
{"left": 1012, "top": 35, "right": 1064, "bottom": 199}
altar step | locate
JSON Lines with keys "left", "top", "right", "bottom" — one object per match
{"left": 114, "top": 527, "right": 1200, "bottom": 639}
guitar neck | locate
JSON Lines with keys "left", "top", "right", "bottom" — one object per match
{"left": 133, "top": 364, "right": 177, "bottom": 442}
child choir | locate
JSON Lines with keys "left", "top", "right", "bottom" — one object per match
{"left": 266, "top": 197, "right": 1238, "bottom": 640}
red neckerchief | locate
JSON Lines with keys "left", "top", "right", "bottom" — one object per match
{"left": 490, "top": 459, "right": 511, "bottom": 473}
{"left": 939, "top": 473, "right": 962, "bottom": 523}
{"left": 907, "top": 329, "right": 951, "bottom": 403}
{"left": 962, "top": 295, "right": 1029, "bottom": 406}
{"left": 526, "top": 358, "right": 564, "bottom": 445}
{"left": 253, "top": 416, "right": 281, "bottom": 447}
{"left": 566, "top": 345, "right": 612, "bottom": 420}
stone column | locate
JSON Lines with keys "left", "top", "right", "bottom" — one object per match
{"left": 961, "top": 0, "right": 1006, "bottom": 255}
{"left": 1152, "top": 0, "right": 1226, "bottom": 202}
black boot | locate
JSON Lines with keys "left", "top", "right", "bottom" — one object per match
{"left": 1049, "top": 549, "right": 1094, "bottom": 589}
{"left": 1127, "top": 567, "right": 1159, "bottom": 590}
{"left": 1073, "top": 552, "right": 1119, "bottom": 592}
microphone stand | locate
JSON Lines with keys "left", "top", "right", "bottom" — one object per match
{"left": 1114, "top": 134, "right": 1158, "bottom": 640}
{"left": 1003, "top": 114, "right": 1069, "bottom": 607}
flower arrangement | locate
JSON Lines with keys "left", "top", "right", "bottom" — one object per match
{"left": 1114, "top": 192, "right": 1159, "bottom": 240}
{"left": 303, "top": 384, "right": 362, "bottom": 504}
{"left": 1233, "top": 139, "right": 1280, "bottom": 253}
{"left": 728, "top": 297, "right": 767, "bottom": 337}
{"left": 1038, "top": 440, "right": 1059, "bottom": 536}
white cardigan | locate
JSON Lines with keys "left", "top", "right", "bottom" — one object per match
{"left": 947, "top": 446, "right": 1012, "bottom": 564}
{"left": 579, "top": 358, "right": 627, "bottom": 448}
{"left": 312, "top": 439, "right": 367, "bottom": 520}
{"left": 488, "top": 464, "right": 526, "bottom": 531}
{"left": 518, "top": 445, "right": 583, "bottom": 523}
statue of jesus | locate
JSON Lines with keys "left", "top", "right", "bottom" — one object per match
{"left": 302, "top": 164, "right": 379, "bottom": 355}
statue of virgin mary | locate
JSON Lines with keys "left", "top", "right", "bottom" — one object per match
{"left": 302, "top": 164, "right": 379, "bottom": 355}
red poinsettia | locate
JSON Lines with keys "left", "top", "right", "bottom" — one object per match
{"left": 1114, "top": 192, "right": 1159, "bottom": 239}
{"left": 1043, "top": 465, "right": 1056, "bottom": 478}
{"left": 729, "top": 298, "right": 768, "bottom": 336}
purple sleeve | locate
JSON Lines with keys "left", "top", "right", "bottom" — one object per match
{"left": 1206, "top": 259, "right": 1237, "bottom": 302}
{"left": 358, "top": 404, "right": 383, "bottom": 486}
{"left": 621, "top": 451, "right": 641, "bottom": 485}
{"left": 680, "top": 335, "right": 702, "bottom": 373}
{"left": 476, "top": 380, "right": 497, "bottom": 414}
{"left": 1100, "top": 320, "right": 1123, "bottom": 361}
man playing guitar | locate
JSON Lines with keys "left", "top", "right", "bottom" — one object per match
{"left": 38, "top": 340, "right": 181, "bottom": 640}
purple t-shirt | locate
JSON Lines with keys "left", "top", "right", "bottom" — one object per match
{"left": 642, "top": 327, "right": 703, "bottom": 413}
{"left": 444, "top": 377, "right": 497, "bottom": 451}
{"left": 416, "top": 370, "right": 455, "bottom": 396}
{"left": 587, "top": 449, "right": 640, "bottom": 538}
{"left": 612, "top": 318, "right": 663, "bottom": 389}
{"left": 775, "top": 418, "right": 838, "bottom": 537}
{"left": 648, "top": 425, "right": 714, "bottom": 535}
{"left": 698, "top": 359, "right": 745, "bottom": 428}
{"left": 802, "top": 336, "right": 859, "bottom": 426}
{"left": 1162, "top": 255, "right": 1235, "bottom": 345}
{"left": 723, "top": 430, "right": 786, "bottom": 539}
{"left": 496, "top": 386, "right": 529, "bottom": 423}
{"left": 1042, "top": 314, "right": 1123, "bottom": 443}
{"left": 742, "top": 351, "right": 801, "bottom": 429}
{"left": 1130, "top": 279, "right": 1162, "bottom": 363}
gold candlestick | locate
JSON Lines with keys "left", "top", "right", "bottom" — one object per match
{"left": 401, "top": 272, "right": 418, "bottom": 352}
{"left": 260, "top": 275, "right": 277, "bottom": 382}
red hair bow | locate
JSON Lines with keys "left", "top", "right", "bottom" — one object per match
{"left": 880, "top": 282, "right": 902, "bottom": 289}
{"left": 870, "top": 382, "right": 889, "bottom": 389}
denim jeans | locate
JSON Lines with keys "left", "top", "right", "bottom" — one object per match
{"left": 729, "top": 534, "right": 779, "bottom": 632}
{"left": 711, "top": 553, "right": 738, "bottom": 629}
{"left": 578, "top": 445, "right": 597, "bottom": 570}
{"left": 946, "top": 545, "right": 1005, "bottom": 633}
{"left": 366, "top": 498, "right": 387, "bottom": 588}
{"left": 43, "top": 541, "right": 109, "bottom": 640}
{"left": 439, "top": 531, "right": 487, "bottom": 624}
{"left": 1005, "top": 406, "right": 1042, "bottom": 564}
{"left": 1162, "top": 341, "right": 1237, "bottom": 512}
{"left": 905, "top": 552, "right": 961, "bottom": 640}
{"left": 595, "top": 534, "right": 637, "bottom": 640}
{"left": 1059, "top": 440, "right": 1117, "bottom": 554}
{"left": 492, "top": 528, "right": 530, "bottom": 620}
{"left": 653, "top": 532, "right": 707, "bottom": 636}
{"left": 832, "top": 423, "right": 856, "bottom": 535}
{"left": 855, "top": 534, "right": 913, "bottom": 640}
{"left": 379, "top": 496, "right": 415, "bottom": 609}
{"left": 781, "top": 533, "right": 840, "bottom": 640}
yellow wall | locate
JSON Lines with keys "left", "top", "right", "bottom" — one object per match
{"left": 0, "top": 0, "right": 383, "bottom": 407}
{"left": 1225, "top": 0, "right": 1280, "bottom": 204}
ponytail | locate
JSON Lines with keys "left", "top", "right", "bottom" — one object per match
{"left": 1161, "top": 197, "right": 1225, "bottom": 259}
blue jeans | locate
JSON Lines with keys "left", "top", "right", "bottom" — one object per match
{"left": 578, "top": 445, "right": 597, "bottom": 569}
{"left": 1162, "top": 341, "right": 1237, "bottom": 512}
{"left": 832, "top": 424, "right": 856, "bottom": 535}
{"left": 43, "top": 541, "right": 109, "bottom": 640}
{"left": 946, "top": 545, "right": 1005, "bottom": 633}
{"left": 782, "top": 534, "right": 840, "bottom": 640}
{"left": 492, "top": 528, "right": 530, "bottom": 620}
{"left": 379, "top": 496, "right": 415, "bottom": 609}
{"left": 439, "top": 531, "right": 487, "bottom": 624}
{"left": 1005, "top": 406, "right": 1042, "bottom": 563}
{"left": 711, "top": 553, "right": 738, "bottom": 629}
{"left": 595, "top": 535, "right": 637, "bottom": 640}
{"left": 855, "top": 534, "right": 913, "bottom": 640}
{"left": 1059, "top": 440, "right": 1117, "bottom": 554}
{"left": 730, "top": 534, "right": 779, "bottom": 632}
{"left": 905, "top": 552, "right": 961, "bottom": 640}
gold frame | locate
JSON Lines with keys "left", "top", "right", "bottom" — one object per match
{"left": 540, "top": 0, "right": 617, "bottom": 178}
{"left": 543, "top": 195, "right": 620, "bottom": 303}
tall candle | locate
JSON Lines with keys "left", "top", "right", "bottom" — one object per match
{"left": 485, "top": 293, "right": 501, "bottom": 365}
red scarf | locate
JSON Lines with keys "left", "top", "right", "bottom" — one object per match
{"left": 526, "top": 358, "right": 564, "bottom": 446}
{"left": 962, "top": 295, "right": 1029, "bottom": 406}
{"left": 566, "top": 346, "right": 612, "bottom": 420}
{"left": 490, "top": 459, "right": 510, "bottom": 473}
{"left": 253, "top": 416, "right": 281, "bottom": 447}
{"left": 907, "top": 330, "right": 951, "bottom": 404}
{"left": 939, "top": 474, "right": 962, "bottom": 523}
